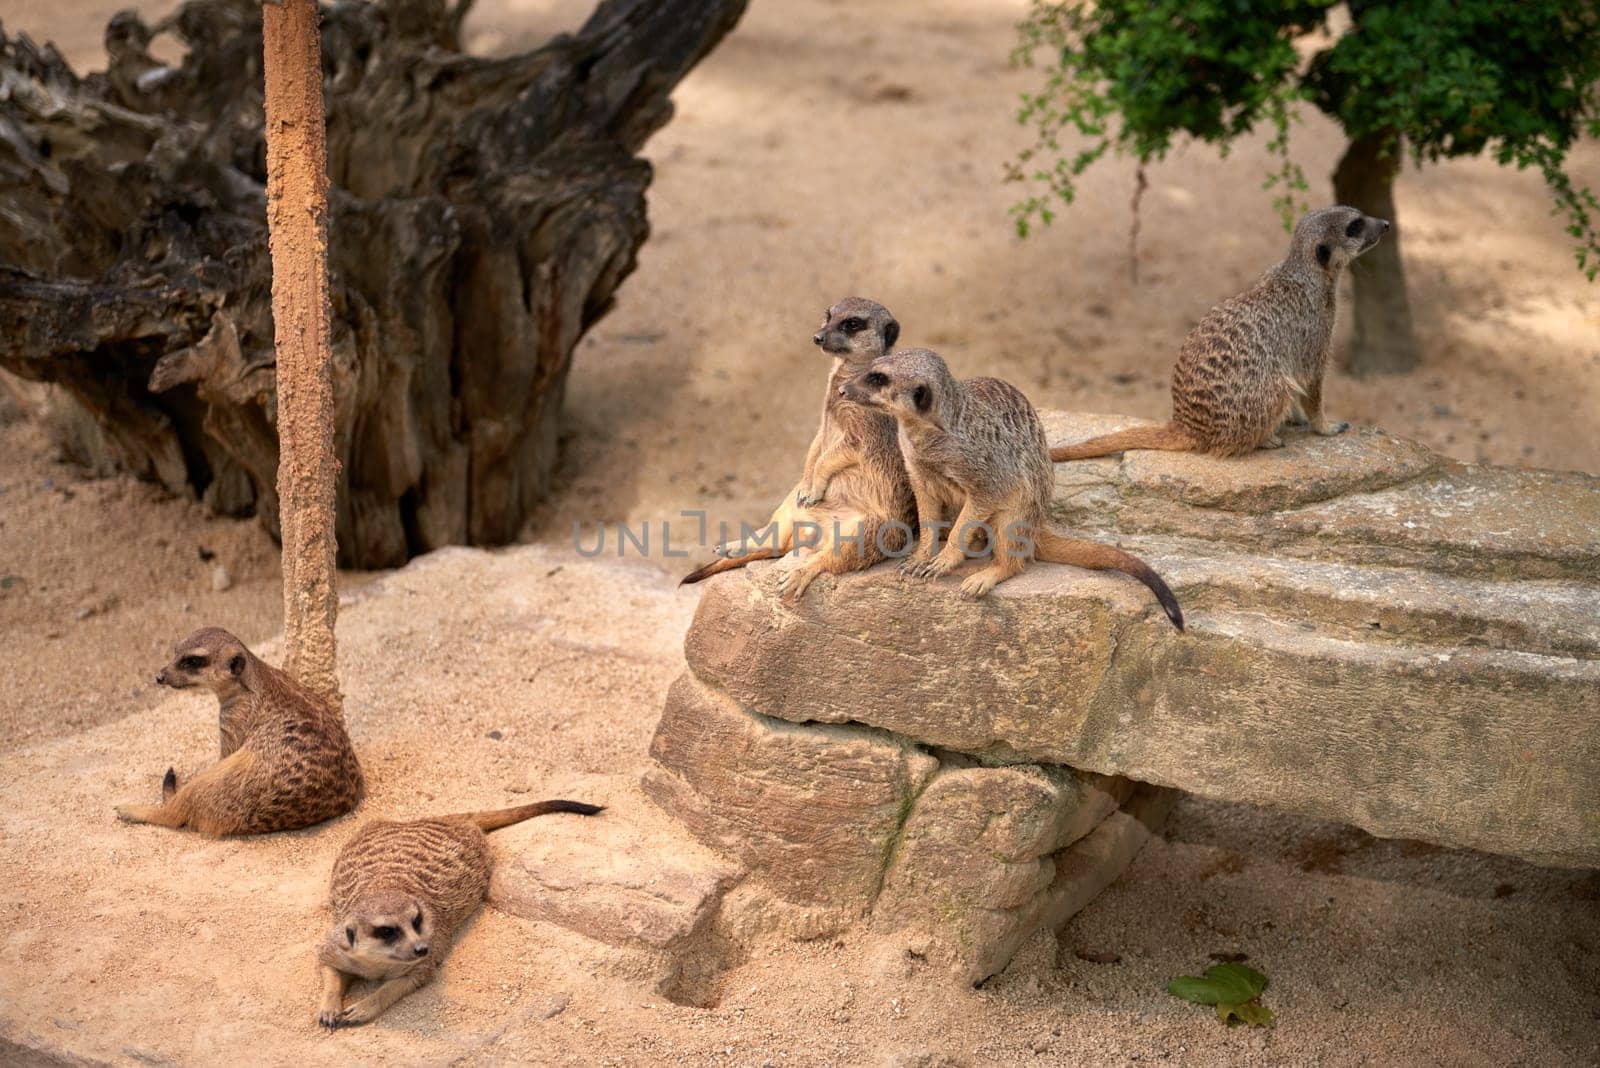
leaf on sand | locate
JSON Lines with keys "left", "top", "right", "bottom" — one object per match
{"left": 1168, "top": 963, "right": 1273, "bottom": 1028}
{"left": 1217, "top": 1001, "right": 1274, "bottom": 1028}
{"left": 1168, "top": 963, "right": 1266, "bottom": 1005}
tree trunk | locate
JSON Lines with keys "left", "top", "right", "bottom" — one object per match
{"left": 262, "top": 0, "right": 341, "bottom": 708}
{"left": 0, "top": 0, "right": 746, "bottom": 568}
{"left": 1332, "top": 131, "right": 1421, "bottom": 375}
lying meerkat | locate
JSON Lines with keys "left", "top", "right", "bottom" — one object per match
{"left": 844, "top": 349, "right": 1183, "bottom": 628}
{"left": 681, "top": 297, "right": 914, "bottom": 599}
{"left": 317, "top": 799, "right": 603, "bottom": 1029}
{"left": 1052, "top": 206, "right": 1391, "bottom": 460}
{"left": 115, "top": 628, "right": 363, "bottom": 835}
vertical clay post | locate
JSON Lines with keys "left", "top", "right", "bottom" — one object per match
{"left": 262, "top": 0, "right": 342, "bottom": 712}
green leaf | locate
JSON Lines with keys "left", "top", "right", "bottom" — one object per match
{"left": 1167, "top": 962, "right": 1268, "bottom": 1006}
{"left": 1217, "top": 1001, "right": 1275, "bottom": 1028}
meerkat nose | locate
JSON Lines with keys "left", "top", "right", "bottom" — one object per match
{"left": 1380, "top": 220, "right": 1391, "bottom": 232}
{"left": 155, "top": 671, "right": 168, "bottom": 685}
{"left": 413, "top": 944, "right": 430, "bottom": 957}
{"left": 813, "top": 333, "right": 824, "bottom": 346}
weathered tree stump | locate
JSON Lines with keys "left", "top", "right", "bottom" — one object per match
{"left": 0, "top": 0, "right": 745, "bottom": 567}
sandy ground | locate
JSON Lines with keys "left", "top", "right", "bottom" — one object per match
{"left": 3, "top": 546, "right": 1597, "bottom": 1068}
{"left": 3, "top": 0, "right": 1599, "bottom": 1063}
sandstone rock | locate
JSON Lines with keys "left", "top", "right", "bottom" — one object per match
{"left": 668, "top": 415, "right": 1599, "bottom": 868}
{"left": 1041, "top": 412, "right": 1599, "bottom": 581}
{"left": 490, "top": 795, "right": 740, "bottom": 953}
{"left": 647, "top": 415, "right": 1599, "bottom": 987}
{"left": 643, "top": 673, "right": 937, "bottom": 911}
{"left": 869, "top": 764, "right": 1153, "bottom": 982}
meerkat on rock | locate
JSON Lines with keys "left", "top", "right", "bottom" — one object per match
{"left": 844, "top": 349, "right": 1183, "bottom": 628}
{"left": 1052, "top": 206, "right": 1391, "bottom": 460}
{"left": 681, "top": 297, "right": 914, "bottom": 599}
{"left": 114, "top": 628, "right": 363, "bottom": 835}
{"left": 317, "top": 799, "right": 602, "bottom": 1029}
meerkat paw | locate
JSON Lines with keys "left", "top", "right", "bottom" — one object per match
{"left": 776, "top": 563, "right": 821, "bottom": 601}
{"left": 1260, "top": 435, "right": 1285, "bottom": 450}
{"left": 1314, "top": 420, "right": 1350, "bottom": 436}
{"left": 960, "top": 571, "right": 1001, "bottom": 599}
{"left": 911, "top": 550, "right": 964, "bottom": 580}
{"left": 330, "top": 1005, "right": 374, "bottom": 1029}
{"left": 317, "top": 1008, "right": 343, "bottom": 1030}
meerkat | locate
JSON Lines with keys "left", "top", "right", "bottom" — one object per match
{"left": 1051, "top": 206, "right": 1391, "bottom": 461}
{"left": 843, "top": 349, "right": 1183, "bottom": 628}
{"left": 114, "top": 628, "right": 363, "bottom": 835}
{"left": 681, "top": 297, "right": 915, "bottom": 599}
{"left": 317, "top": 799, "right": 603, "bottom": 1029}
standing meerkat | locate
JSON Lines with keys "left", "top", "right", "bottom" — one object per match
{"left": 114, "top": 627, "right": 363, "bottom": 835}
{"left": 1052, "top": 206, "right": 1391, "bottom": 460}
{"left": 844, "top": 349, "right": 1183, "bottom": 628}
{"left": 681, "top": 297, "right": 914, "bottom": 599}
{"left": 317, "top": 799, "right": 603, "bottom": 1029}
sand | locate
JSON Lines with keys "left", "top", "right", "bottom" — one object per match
{"left": 2, "top": 0, "right": 1598, "bottom": 1063}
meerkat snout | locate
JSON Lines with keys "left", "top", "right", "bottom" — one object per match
{"left": 813, "top": 331, "right": 826, "bottom": 346}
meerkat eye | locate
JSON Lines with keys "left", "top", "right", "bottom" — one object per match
{"left": 372, "top": 925, "right": 399, "bottom": 942}
{"left": 864, "top": 372, "right": 889, "bottom": 388}
{"left": 1344, "top": 217, "right": 1363, "bottom": 238}
{"left": 177, "top": 655, "right": 206, "bottom": 671}
{"left": 843, "top": 318, "right": 864, "bottom": 333}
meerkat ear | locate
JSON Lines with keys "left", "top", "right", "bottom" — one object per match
{"left": 1316, "top": 243, "right": 1332, "bottom": 267}
{"left": 228, "top": 653, "right": 246, "bottom": 676}
{"left": 882, "top": 319, "right": 901, "bottom": 350}
{"left": 913, "top": 384, "right": 932, "bottom": 413}
{"left": 345, "top": 925, "right": 356, "bottom": 947}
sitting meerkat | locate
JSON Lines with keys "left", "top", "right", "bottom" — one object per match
{"left": 114, "top": 627, "right": 363, "bottom": 835}
{"left": 1052, "top": 206, "right": 1391, "bottom": 460}
{"left": 843, "top": 349, "right": 1183, "bottom": 628}
{"left": 681, "top": 297, "right": 915, "bottom": 599}
{"left": 317, "top": 799, "right": 603, "bottom": 1029}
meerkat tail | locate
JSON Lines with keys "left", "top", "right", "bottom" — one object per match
{"left": 450, "top": 800, "right": 605, "bottom": 833}
{"left": 1049, "top": 422, "right": 1198, "bottom": 462}
{"left": 162, "top": 768, "right": 178, "bottom": 801}
{"left": 680, "top": 548, "right": 781, "bottom": 586}
{"left": 1032, "top": 530, "right": 1184, "bottom": 631}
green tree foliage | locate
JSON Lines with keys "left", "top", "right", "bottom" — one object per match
{"left": 1009, "top": 0, "right": 1600, "bottom": 280}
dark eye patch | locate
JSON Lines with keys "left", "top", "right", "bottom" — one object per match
{"left": 864, "top": 372, "right": 889, "bottom": 388}
{"left": 842, "top": 318, "right": 865, "bottom": 333}
{"left": 1344, "top": 217, "right": 1363, "bottom": 238}
{"left": 372, "top": 925, "right": 399, "bottom": 942}
{"left": 177, "top": 655, "right": 206, "bottom": 671}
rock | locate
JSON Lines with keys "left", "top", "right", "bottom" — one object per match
{"left": 643, "top": 673, "right": 936, "bottom": 912}
{"left": 209, "top": 565, "right": 232, "bottom": 592}
{"left": 670, "top": 414, "right": 1600, "bottom": 868}
{"left": 648, "top": 415, "right": 1600, "bottom": 983}
{"left": 871, "top": 768, "right": 1149, "bottom": 982}
{"left": 491, "top": 792, "right": 740, "bottom": 953}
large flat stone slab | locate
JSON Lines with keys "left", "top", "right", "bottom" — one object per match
{"left": 1042, "top": 413, "right": 1600, "bottom": 580}
{"left": 671, "top": 416, "right": 1600, "bottom": 868}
